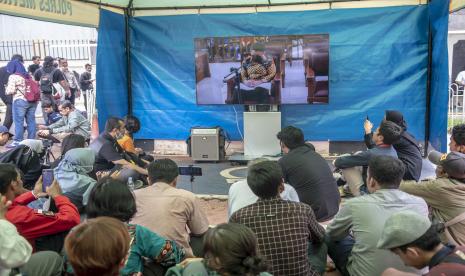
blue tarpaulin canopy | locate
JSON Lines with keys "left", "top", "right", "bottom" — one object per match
{"left": 93, "top": 0, "right": 450, "bottom": 152}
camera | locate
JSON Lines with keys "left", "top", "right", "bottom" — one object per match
{"left": 179, "top": 166, "right": 202, "bottom": 176}
{"left": 41, "top": 139, "right": 54, "bottom": 149}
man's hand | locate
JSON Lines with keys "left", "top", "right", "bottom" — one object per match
{"left": 46, "top": 180, "right": 62, "bottom": 199}
{"left": 0, "top": 195, "right": 12, "bottom": 219}
{"left": 135, "top": 148, "right": 143, "bottom": 155}
{"left": 33, "top": 176, "right": 48, "bottom": 198}
{"left": 364, "top": 119, "right": 373, "bottom": 134}
{"left": 38, "top": 130, "right": 51, "bottom": 136}
{"left": 38, "top": 124, "right": 48, "bottom": 130}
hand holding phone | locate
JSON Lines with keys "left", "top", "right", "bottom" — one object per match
{"left": 364, "top": 116, "right": 373, "bottom": 135}
{"left": 42, "top": 169, "right": 54, "bottom": 193}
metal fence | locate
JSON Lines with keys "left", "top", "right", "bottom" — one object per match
{"left": 0, "top": 39, "right": 96, "bottom": 61}
{"left": 449, "top": 83, "right": 465, "bottom": 127}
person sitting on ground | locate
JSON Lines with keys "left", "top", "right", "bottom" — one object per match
{"left": 131, "top": 158, "right": 209, "bottom": 258}
{"left": 0, "top": 163, "right": 80, "bottom": 252}
{"left": 118, "top": 115, "right": 154, "bottom": 163}
{"left": 54, "top": 148, "right": 96, "bottom": 213}
{"left": 450, "top": 124, "right": 465, "bottom": 154}
{"left": 230, "top": 160, "right": 326, "bottom": 276}
{"left": 400, "top": 151, "right": 465, "bottom": 245}
{"left": 0, "top": 125, "right": 14, "bottom": 146}
{"left": 334, "top": 120, "right": 402, "bottom": 196}
{"left": 0, "top": 194, "right": 64, "bottom": 276}
{"left": 90, "top": 116, "right": 148, "bottom": 184}
{"left": 166, "top": 223, "right": 271, "bottom": 276}
{"left": 38, "top": 100, "right": 90, "bottom": 141}
{"left": 0, "top": 139, "right": 44, "bottom": 189}
{"left": 365, "top": 110, "right": 422, "bottom": 181}
{"left": 228, "top": 157, "right": 299, "bottom": 217}
{"left": 50, "top": 134, "right": 87, "bottom": 169}
{"left": 277, "top": 125, "right": 340, "bottom": 221}
{"left": 378, "top": 211, "right": 465, "bottom": 276}
{"left": 326, "top": 155, "right": 428, "bottom": 276}
{"left": 81, "top": 177, "right": 185, "bottom": 275}
{"left": 64, "top": 216, "right": 130, "bottom": 276}
{"left": 41, "top": 100, "right": 61, "bottom": 126}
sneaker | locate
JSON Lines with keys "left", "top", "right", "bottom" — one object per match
{"left": 5, "top": 141, "right": 20, "bottom": 149}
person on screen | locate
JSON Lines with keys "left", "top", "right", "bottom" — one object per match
{"left": 240, "top": 44, "right": 276, "bottom": 86}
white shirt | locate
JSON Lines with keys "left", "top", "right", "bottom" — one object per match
{"left": 456, "top": 71, "right": 465, "bottom": 85}
{"left": 228, "top": 179, "right": 300, "bottom": 218}
{"left": 0, "top": 219, "right": 32, "bottom": 276}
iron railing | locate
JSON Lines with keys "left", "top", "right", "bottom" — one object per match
{"left": 0, "top": 39, "right": 96, "bottom": 61}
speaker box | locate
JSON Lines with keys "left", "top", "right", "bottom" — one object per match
{"left": 190, "top": 127, "right": 225, "bottom": 161}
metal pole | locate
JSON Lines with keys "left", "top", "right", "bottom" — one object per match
{"left": 124, "top": 7, "right": 133, "bottom": 115}
{"left": 424, "top": 1, "right": 433, "bottom": 157}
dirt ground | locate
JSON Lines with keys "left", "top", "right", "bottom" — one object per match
{"left": 198, "top": 198, "right": 228, "bottom": 225}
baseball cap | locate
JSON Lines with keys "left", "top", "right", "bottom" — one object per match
{"left": 377, "top": 211, "right": 431, "bottom": 250}
{"left": 428, "top": 150, "right": 465, "bottom": 180}
{"left": 0, "top": 126, "right": 14, "bottom": 138}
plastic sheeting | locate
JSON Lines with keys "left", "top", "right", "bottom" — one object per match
{"left": 96, "top": 3, "right": 449, "bottom": 146}
{"left": 96, "top": 9, "right": 128, "bottom": 130}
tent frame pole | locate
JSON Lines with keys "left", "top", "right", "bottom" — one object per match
{"left": 424, "top": 0, "right": 432, "bottom": 157}
{"left": 124, "top": 1, "right": 134, "bottom": 115}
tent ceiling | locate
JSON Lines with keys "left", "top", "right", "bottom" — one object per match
{"left": 78, "top": 0, "right": 425, "bottom": 9}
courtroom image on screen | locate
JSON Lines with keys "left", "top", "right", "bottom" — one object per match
{"left": 194, "top": 34, "right": 329, "bottom": 105}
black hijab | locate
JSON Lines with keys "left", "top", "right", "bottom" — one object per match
{"left": 385, "top": 110, "right": 407, "bottom": 130}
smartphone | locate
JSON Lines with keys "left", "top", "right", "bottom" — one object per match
{"left": 42, "top": 169, "right": 54, "bottom": 192}
{"left": 179, "top": 166, "right": 202, "bottom": 176}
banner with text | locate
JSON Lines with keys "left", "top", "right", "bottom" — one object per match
{"left": 0, "top": 0, "right": 100, "bottom": 27}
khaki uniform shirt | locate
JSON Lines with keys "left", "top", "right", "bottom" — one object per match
{"left": 131, "top": 182, "right": 209, "bottom": 257}
{"left": 401, "top": 177, "right": 465, "bottom": 245}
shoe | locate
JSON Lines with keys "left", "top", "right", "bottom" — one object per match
{"left": 336, "top": 177, "right": 346, "bottom": 187}
{"left": 5, "top": 141, "right": 20, "bottom": 149}
{"left": 340, "top": 184, "right": 353, "bottom": 198}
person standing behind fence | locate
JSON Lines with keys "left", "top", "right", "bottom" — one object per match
{"left": 27, "top": 56, "right": 41, "bottom": 76}
{"left": 34, "top": 56, "right": 70, "bottom": 122}
{"left": 5, "top": 57, "right": 38, "bottom": 146}
{"left": 79, "top": 64, "right": 93, "bottom": 111}
{"left": 59, "top": 58, "right": 80, "bottom": 105}
{"left": 0, "top": 54, "right": 23, "bottom": 131}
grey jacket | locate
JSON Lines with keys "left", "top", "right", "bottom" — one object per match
{"left": 48, "top": 110, "right": 90, "bottom": 139}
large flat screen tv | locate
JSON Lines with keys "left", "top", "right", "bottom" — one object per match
{"left": 195, "top": 34, "right": 329, "bottom": 105}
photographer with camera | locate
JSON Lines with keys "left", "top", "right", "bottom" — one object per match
{"left": 0, "top": 139, "right": 44, "bottom": 190}
{"left": 38, "top": 100, "right": 90, "bottom": 142}
{"left": 131, "top": 159, "right": 209, "bottom": 258}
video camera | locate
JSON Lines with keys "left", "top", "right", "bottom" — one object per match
{"left": 41, "top": 139, "right": 54, "bottom": 149}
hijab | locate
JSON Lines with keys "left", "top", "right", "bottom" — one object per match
{"left": 54, "top": 148, "right": 96, "bottom": 205}
{"left": 385, "top": 110, "right": 407, "bottom": 130}
{"left": 19, "top": 139, "right": 44, "bottom": 154}
{"left": 6, "top": 59, "right": 28, "bottom": 78}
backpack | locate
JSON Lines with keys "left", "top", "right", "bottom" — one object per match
{"left": 16, "top": 74, "right": 40, "bottom": 102}
{"left": 39, "top": 68, "right": 58, "bottom": 94}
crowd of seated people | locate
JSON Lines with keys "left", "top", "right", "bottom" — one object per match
{"left": 3, "top": 111, "right": 465, "bottom": 276}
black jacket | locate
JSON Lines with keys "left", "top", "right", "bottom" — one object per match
{"left": 365, "top": 131, "right": 422, "bottom": 181}
{"left": 278, "top": 144, "right": 340, "bottom": 221}
{"left": 0, "top": 145, "right": 43, "bottom": 189}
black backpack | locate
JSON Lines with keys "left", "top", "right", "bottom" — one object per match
{"left": 39, "top": 68, "right": 58, "bottom": 93}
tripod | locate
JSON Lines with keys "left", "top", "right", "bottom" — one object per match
{"left": 43, "top": 146, "right": 56, "bottom": 166}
